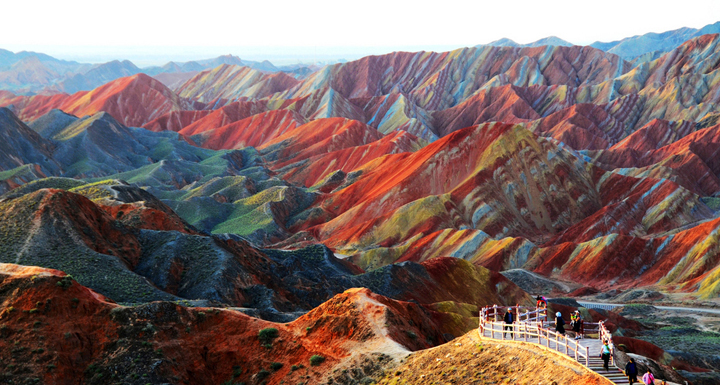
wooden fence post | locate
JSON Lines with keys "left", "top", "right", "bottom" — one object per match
{"left": 546, "top": 330, "right": 550, "bottom": 348}
{"left": 574, "top": 344, "right": 578, "bottom": 361}
{"left": 585, "top": 346, "right": 589, "bottom": 366}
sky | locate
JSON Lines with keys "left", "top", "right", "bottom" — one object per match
{"left": 2, "top": 0, "right": 720, "bottom": 66}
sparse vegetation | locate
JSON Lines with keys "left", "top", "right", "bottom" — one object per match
{"left": 258, "top": 328, "right": 279, "bottom": 345}
{"left": 56, "top": 276, "right": 74, "bottom": 290}
{"left": 309, "top": 355, "right": 325, "bottom": 366}
{"left": 256, "top": 369, "right": 270, "bottom": 381}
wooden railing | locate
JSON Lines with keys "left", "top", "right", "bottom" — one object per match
{"left": 479, "top": 305, "right": 591, "bottom": 366}
{"left": 598, "top": 320, "right": 615, "bottom": 366}
{"left": 539, "top": 320, "right": 600, "bottom": 336}
{"left": 480, "top": 305, "right": 548, "bottom": 324}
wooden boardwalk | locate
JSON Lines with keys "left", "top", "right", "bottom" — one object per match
{"left": 480, "top": 328, "right": 629, "bottom": 383}
{"left": 479, "top": 306, "right": 631, "bottom": 384}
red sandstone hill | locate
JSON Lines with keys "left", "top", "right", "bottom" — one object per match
{"left": 0, "top": 264, "right": 511, "bottom": 385}
{"left": 589, "top": 122, "right": 720, "bottom": 196}
{"left": 162, "top": 45, "right": 629, "bottom": 142}
{"left": 280, "top": 130, "right": 424, "bottom": 188}
{"left": 0, "top": 74, "right": 189, "bottom": 127}
{"left": 259, "top": 118, "right": 384, "bottom": 163}
{"left": 274, "top": 122, "right": 720, "bottom": 299}
{"left": 196, "top": 109, "right": 306, "bottom": 150}
{"left": 175, "top": 64, "right": 300, "bottom": 103}
{"left": 143, "top": 109, "right": 213, "bottom": 132}
{"left": 176, "top": 100, "right": 270, "bottom": 136}
{"left": 304, "top": 122, "right": 607, "bottom": 248}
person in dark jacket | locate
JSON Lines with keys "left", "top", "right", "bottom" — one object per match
{"left": 555, "top": 311, "right": 565, "bottom": 335}
{"left": 571, "top": 310, "right": 583, "bottom": 339}
{"left": 503, "top": 308, "right": 514, "bottom": 338}
{"left": 624, "top": 357, "right": 638, "bottom": 384}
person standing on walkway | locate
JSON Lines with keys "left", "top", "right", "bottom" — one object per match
{"left": 641, "top": 370, "right": 655, "bottom": 385}
{"left": 601, "top": 340, "right": 611, "bottom": 371}
{"left": 624, "top": 357, "right": 638, "bottom": 384}
{"left": 503, "top": 308, "right": 514, "bottom": 338}
{"left": 572, "top": 310, "right": 583, "bottom": 340}
{"left": 555, "top": 311, "right": 565, "bottom": 335}
{"left": 536, "top": 295, "right": 547, "bottom": 308}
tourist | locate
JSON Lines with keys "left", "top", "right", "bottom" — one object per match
{"left": 624, "top": 357, "right": 638, "bottom": 384}
{"left": 536, "top": 295, "right": 547, "bottom": 308}
{"left": 555, "top": 311, "right": 565, "bottom": 335}
{"left": 642, "top": 370, "right": 655, "bottom": 385}
{"left": 571, "top": 310, "right": 583, "bottom": 339}
{"left": 601, "top": 340, "right": 611, "bottom": 371}
{"left": 503, "top": 308, "right": 514, "bottom": 338}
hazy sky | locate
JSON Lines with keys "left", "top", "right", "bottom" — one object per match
{"left": 2, "top": 0, "right": 720, "bottom": 66}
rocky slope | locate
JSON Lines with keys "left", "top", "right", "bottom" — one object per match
{"left": 0, "top": 265, "right": 487, "bottom": 385}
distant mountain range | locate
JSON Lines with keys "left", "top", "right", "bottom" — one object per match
{"left": 590, "top": 21, "right": 720, "bottom": 59}
{"left": 0, "top": 51, "right": 325, "bottom": 95}
{"left": 2, "top": 21, "right": 719, "bottom": 96}
{"left": 478, "top": 36, "right": 574, "bottom": 48}
{"left": 479, "top": 21, "right": 720, "bottom": 61}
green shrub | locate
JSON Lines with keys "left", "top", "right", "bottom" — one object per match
{"left": 291, "top": 365, "right": 299, "bottom": 371}
{"left": 232, "top": 365, "right": 242, "bottom": 378}
{"left": 256, "top": 369, "right": 270, "bottom": 380}
{"left": 270, "top": 362, "right": 283, "bottom": 371}
{"left": 56, "top": 276, "right": 74, "bottom": 290}
{"left": 258, "top": 328, "right": 279, "bottom": 344}
{"left": 309, "top": 355, "right": 325, "bottom": 366}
